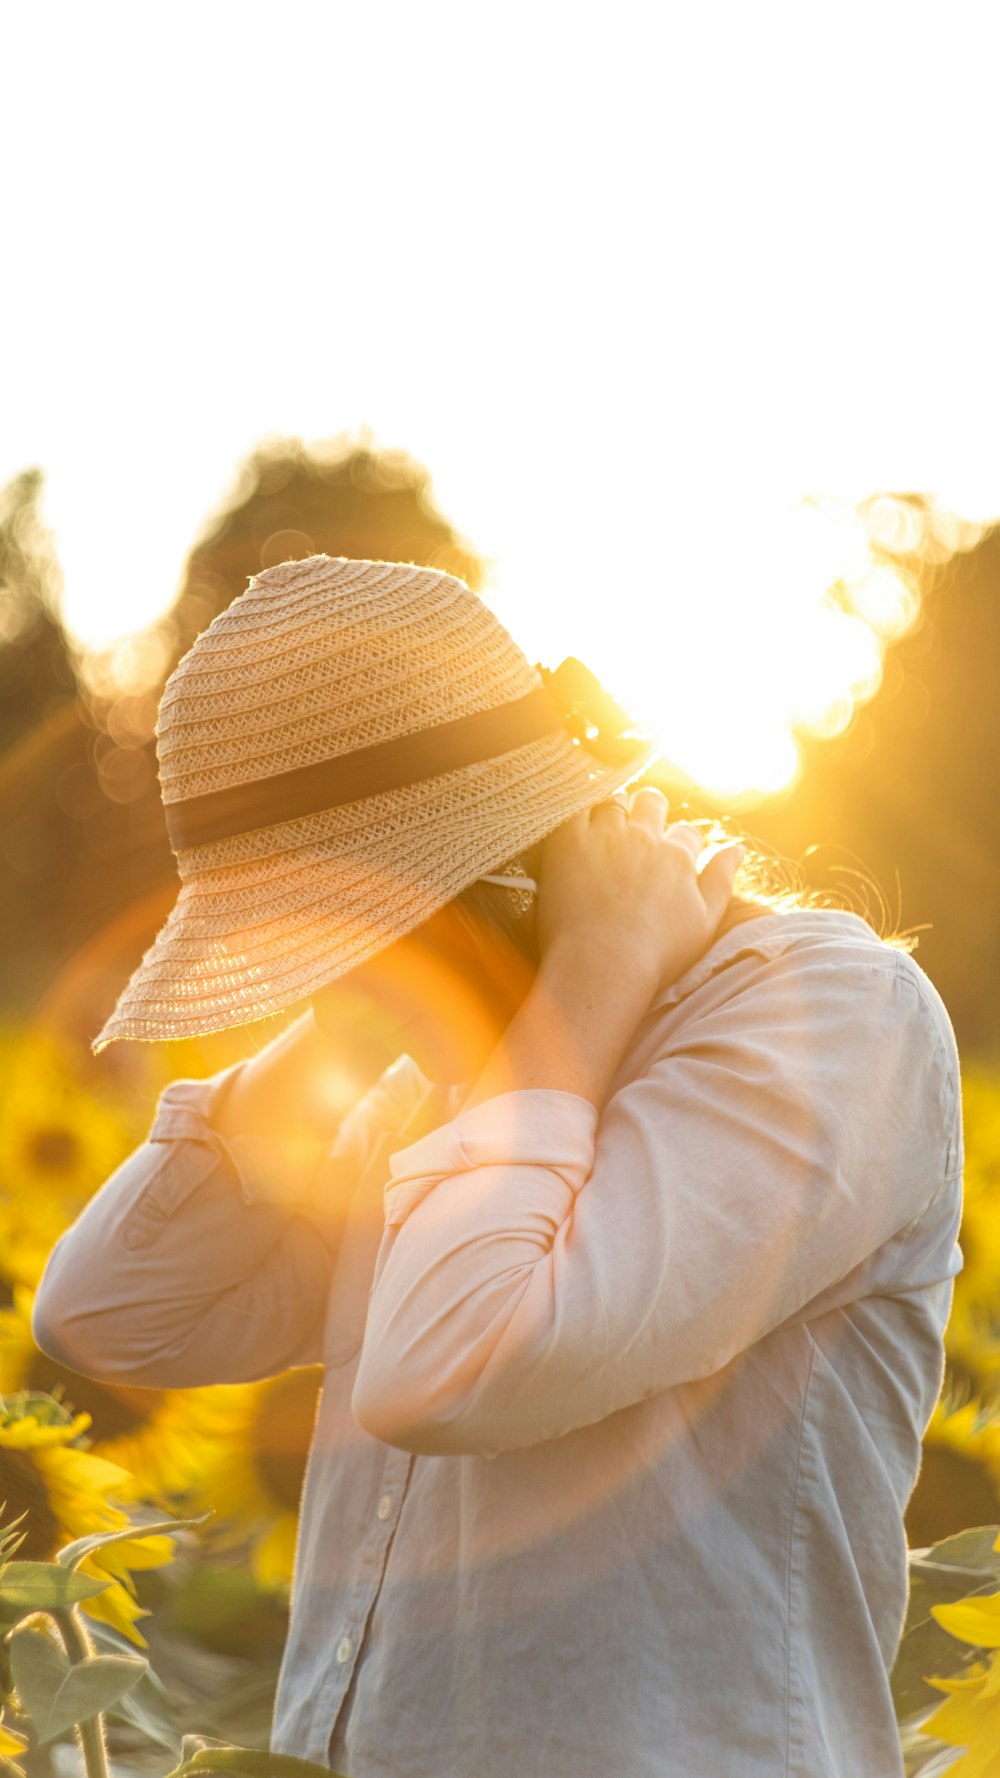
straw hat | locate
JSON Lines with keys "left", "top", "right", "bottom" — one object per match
{"left": 92, "top": 556, "right": 659, "bottom": 1053}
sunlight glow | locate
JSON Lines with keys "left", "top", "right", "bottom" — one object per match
{"left": 4, "top": 7, "right": 1000, "bottom": 801}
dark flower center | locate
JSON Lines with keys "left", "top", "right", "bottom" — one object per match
{"left": 250, "top": 1369, "right": 322, "bottom": 1514}
{"left": 905, "top": 1444, "right": 1000, "bottom": 1549}
{"left": 25, "top": 1125, "right": 80, "bottom": 1176}
{"left": 0, "top": 1449, "right": 62, "bottom": 1560}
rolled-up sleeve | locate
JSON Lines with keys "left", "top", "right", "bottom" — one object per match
{"left": 31, "top": 1065, "right": 352, "bottom": 1389}
{"left": 352, "top": 947, "right": 962, "bottom": 1457}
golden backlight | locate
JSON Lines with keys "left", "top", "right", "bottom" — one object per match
{"left": 541, "top": 495, "right": 966, "bottom": 803}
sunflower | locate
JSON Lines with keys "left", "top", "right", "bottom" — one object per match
{"left": 922, "top": 1564, "right": 1000, "bottom": 1777}
{"left": 0, "top": 1717, "right": 28, "bottom": 1758}
{"left": 0, "top": 1395, "right": 173, "bottom": 1647}
{"left": 0, "top": 1284, "right": 222, "bottom": 1506}
{"left": 188, "top": 1368, "right": 324, "bottom": 1590}
{"left": 0, "top": 1025, "right": 141, "bottom": 1293}
{"left": 953, "top": 1070, "right": 1000, "bottom": 1329}
{"left": 907, "top": 1395, "right": 1000, "bottom": 1550}
{"left": 946, "top": 1297, "right": 1000, "bottom": 1410}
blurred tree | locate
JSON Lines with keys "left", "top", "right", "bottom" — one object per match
{"left": 2, "top": 450, "right": 997, "bottom": 1059}
{"left": 168, "top": 437, "right": 483, "bottom": 672}
{"left": 0, "top": 437, "right": 483, "bottom": 1045}
{"left": 0, "top": 469, "right": 77, "bottom": 754}
{"left": 730, "top": 526, "right": 1000, "bottom": 1049}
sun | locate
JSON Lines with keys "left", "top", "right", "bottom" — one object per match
{"left": 564, "top": 495, "right": 925, "bottom": 802}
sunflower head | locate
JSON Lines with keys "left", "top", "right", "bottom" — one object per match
{"left": 0, "top": 1393, "right": 173, "bottom": 1646}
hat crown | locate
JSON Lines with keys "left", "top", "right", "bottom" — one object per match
{"left": 156, "top": 557, "right": 538, "bottom": 810}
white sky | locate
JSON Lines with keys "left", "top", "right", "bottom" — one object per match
{"left": 4, "top": 2, "right": 1000, "bottom": 795}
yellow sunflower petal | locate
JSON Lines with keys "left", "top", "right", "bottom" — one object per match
{"left": 77, "top": 1569, "right": 153, "bottom": 1648}
{"left": 51, "top": 1448, "right": 136, "bottom": 1497}
{"left": 934, "top": 1596, "right": 1000, "bottom": 1649}
{"left": 0, "top": 1718, "right": 29, "bottom": 1753}
{"left": 922, "top": 1680, "right": 997, "bottom": 1744}
{"left": 252, "top": 1513, "right": 298, "bottom": 1591}
{"left": 927, "top": 1664, "right": 991, "bottom": 1698}
{"left": 0, "top": 1411, "right": 92, "bottom": 1449}
{"left": 978, "top": 1651, "right": 1000, "bottom": 1698}
{"left": 91, "top": 1531, "right": 176, "bottom": 1575}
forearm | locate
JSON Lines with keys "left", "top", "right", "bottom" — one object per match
{"left": 461, "top": 940, "right": 656, "bottom": 1113}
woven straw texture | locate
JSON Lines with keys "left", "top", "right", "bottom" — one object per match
{"left": 93, "top": 557, "right": 657, "bottom": 1051}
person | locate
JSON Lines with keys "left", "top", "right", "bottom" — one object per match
{"left": 31, "top": 556, "right": 963, "bottom": 1778}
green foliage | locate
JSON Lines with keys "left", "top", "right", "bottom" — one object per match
{"left": 55, "top": 1513, "right": 212, "bottom": 1573}
{"left": 0, "top": 1498, "right": 348, "bottom": 1778}
{"left": 164, "top": 1748, "right": 345, "bottom": 1778}
{"left": 0, "top": 1562, "right": 109, "bottom": 1614}
{"left": 83, "top": 1619, "right": 184, "bottom": 1754}
{"left": 9, "top": 1627, "right": 145, "bottom": 1745}
{"left": 892, "top": 1525, "right": 1000, "bottom": 1720}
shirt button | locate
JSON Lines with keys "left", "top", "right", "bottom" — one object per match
{"left": 377, "top": 1494, "right": 393, "bottom": 1521}
{"left": 336, "top": 1635, "right": 354, "bottom": 1665}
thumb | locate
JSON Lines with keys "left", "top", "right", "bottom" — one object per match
{"left": 698, "top": 842, "right": 746, "bottom": 927}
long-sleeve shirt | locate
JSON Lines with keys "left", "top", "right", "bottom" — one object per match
{"left": 31, "top": 907, "right": 964, "bottom": 1778}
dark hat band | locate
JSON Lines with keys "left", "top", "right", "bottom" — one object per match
{"left": 163, "top": 657, "right": 645, "bottom": 852}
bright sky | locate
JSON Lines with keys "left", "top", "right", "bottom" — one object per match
{"left": 4, "top": 3, "right": 1000, "bottom": 797}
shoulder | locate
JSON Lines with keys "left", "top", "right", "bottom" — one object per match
{"left": 622, "top": 903, "right": 960, "bottom": 1209}
{"left": 647, "top": 903, "right": 903, "bottom": 1020}
{"left": 639, "top": 904, "right": 963, "bottom": 1183}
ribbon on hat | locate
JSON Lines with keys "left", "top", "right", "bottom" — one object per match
{"left": 163, "top": 656, "right": 647, "bottom": 853}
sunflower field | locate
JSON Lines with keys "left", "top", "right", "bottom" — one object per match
{"left": 0, "top": 1020, "right": 999, "bottom": 1774}
{"left": 0, "top": 1021, "right": 332, "bottom": 1772}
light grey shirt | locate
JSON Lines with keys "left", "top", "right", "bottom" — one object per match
{"left": 31, "top": 909, "right": 964, "bottom": 1777}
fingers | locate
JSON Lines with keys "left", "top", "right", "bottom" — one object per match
{"left": 590, "top": 788, "right": 708, "bottom": 859}
{"left": 664, "top": 821, "right": 705, "bottom": 860}
{"left": 591, "top": 785, "right": 670, "bottom": 832}
{"left": 697, "top": 842, "right": 746, "bottom": 926}
{"left": 589, "top": 791, "right": 630, "bottom": 824}
{"left": 628, "top": 786, "right": 670, "bottom": 835}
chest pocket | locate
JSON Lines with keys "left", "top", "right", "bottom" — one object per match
{"left": 120, "top": 1137, "right": 221, "bottom": 1252}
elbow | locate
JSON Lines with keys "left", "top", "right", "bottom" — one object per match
{"left": 352, "top": 1330, "right": 548, "bottom": 1457}
{"left": 351, "top": 1361, "right": 468, "bottom": 1457}
{"left": 351, "top": 1348, "right": 506, "bottom": 1458}
{"left": 31, "top": 1256, "right": 149, "bottom": 1386}
{"left": 31, "top": 1266, "right": 86, "bottom": 1375}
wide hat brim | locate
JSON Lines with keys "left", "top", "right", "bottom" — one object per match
{"left": 92, "top": 728, "right": 659, "bottom": 1053}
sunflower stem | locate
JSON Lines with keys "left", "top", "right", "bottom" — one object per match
{"left": 50, "top": 1608, "right": 110, "bottom": 1778}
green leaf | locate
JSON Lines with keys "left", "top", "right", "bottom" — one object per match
{"left": 0, "top": 1510, "right": 28, "bottom": 1563}
{"left": 85, "top": 1618, "right": 182, "bottom": 1754}
{"left": 56, "top": 1511, "right": 213, "bottom": 1571}
{"left": 10, "top": 1628, "right": 146, "bottom": 1745}
{"left": 892, "top": 1613, "right": 983, "bottom": 1720}
{"left": 893, "top": 1523, "right": 1000, "bottom": 1717}
{"left": 0, "top": 1562, "right": 110, "bottom": 1616}
{"left": 907, "top": 1524, "right": 1000, "bottom": 1629}
{"left": 164, "top": 1747, "right": 349, "bottom": 1778}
